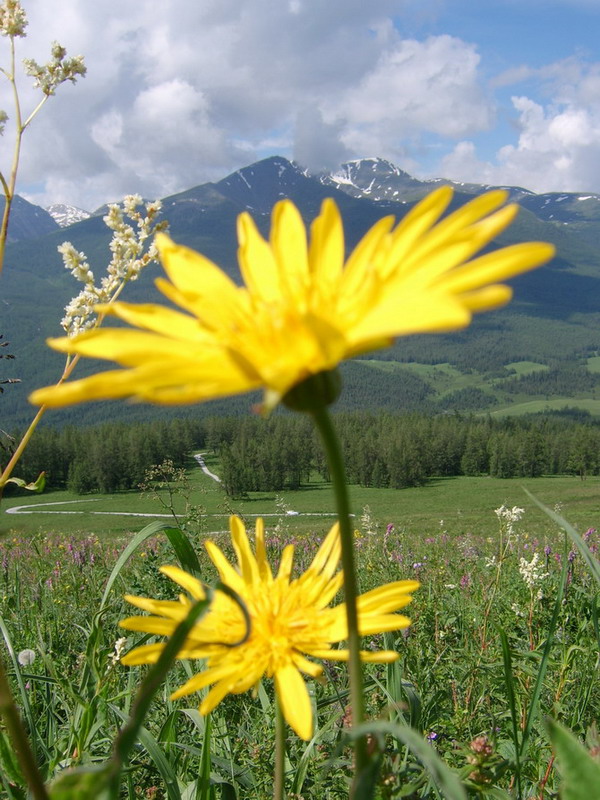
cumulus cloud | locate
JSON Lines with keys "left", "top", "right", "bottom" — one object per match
{"left": 439, "top": 58, "right": 600, "bottom": 193}
{"left": 7, "top": 0, "right": 412, "bottom": 207}
{"left": 323, "top": 34, "right": 494, "bottom": 161}
{"left": 4, "top": 0, "right": 600, "bottom": 209}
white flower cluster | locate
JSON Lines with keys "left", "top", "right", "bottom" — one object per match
{"left": 0, "top": 0, "right": 27, "bottom": 38}
{"left": 108, "top": 637, "right": 127, "bottom": 667}
{"left": 494, "top": 505, "right": 524, "bottom": 524}
{"left": 360, "top": 504, "right": 378, "bottom": 536}
{"left": 60, "top": 196, "right": 166, "bottom": 336}
{"left": 519, "top": 552, "right": 549, "bottom": 592}
{"left": 23, "top": 41, "right": 86, "bottom": 96}
{"left": 494, "top": 504, "right": 524, "bottom": 541}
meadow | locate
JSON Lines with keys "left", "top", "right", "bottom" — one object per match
{"left": 4, "top": 451, "right": 600, "bottom": 538}
{"left": 1, "top": 7, "right": 598, "bottom": 796}
{"left": 1, "top": 463, "right": 599, "bottom": 798}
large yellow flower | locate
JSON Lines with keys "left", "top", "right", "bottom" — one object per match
{"left": 30, "top": 188, "right": 554, "bottom": 410}
{"left": 119, "top": 516, "right": 419, "bottom": 740}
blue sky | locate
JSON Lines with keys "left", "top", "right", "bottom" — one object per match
{"left": 4, "top": 0, "right": 600, "bottom": 209}
{"left": 416, "top": 0, "right": 600, "bottom": 164}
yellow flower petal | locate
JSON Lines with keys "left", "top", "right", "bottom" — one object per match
{"left": 160, "top": 565, "right": 206, "bottom": 600}
{"left": 97, "top": 301, "right": 212, "bottom": 342}
{"left": 308, "top": 198, "right": 344, "bottom": 286}
{"left": 275, "top": 662, "right": 313, "bottom": 740}
{"left": 237, "top": 212, "right": 281, "bottom": 304}
{"left": 155, "top": 233, "right": 240, "bottom": 309}
{"left": 30, "top": 191, "right": 553, "bottom": 411}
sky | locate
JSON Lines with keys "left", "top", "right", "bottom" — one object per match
{"left": 4, "top": 0, "right": 600, "bottom": 211}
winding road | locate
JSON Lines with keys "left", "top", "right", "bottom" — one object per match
{"left": 4, "top": 453, "right": 340, "bottom": 520}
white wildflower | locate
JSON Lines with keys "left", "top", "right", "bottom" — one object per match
{"left": 109, "top": 637, "right": 127, "bottom": 666}
{"left": 485, "top": 555, "right": 497, "bottom": 569}
{"left": 23, "top": 42, "right": 86, "bottom": 96}
{"left": 17, "top": 648, "right": 36, "bottom": 666}
{"left": 58, "top": 242, "right": 94, "bottom": 284}
{"left": 494, "top": 505, "right": 524, "bottom": 524}
{"left": 123, "top": 194, "right": 143, "bottom": 215}
{"left": 60, "top": 196, "right": 166, "bottom": 335}
{"left": 360, "top": 505, "right": 378, "bottom": 536}
{"left": 0, "top": 0, "right": 27, "bottom": 37}
{"left": 519, "top": 552, "right": 549, "bottom": 591}
{"left": 495, "top": 504, "right": 525, "bottom": 543}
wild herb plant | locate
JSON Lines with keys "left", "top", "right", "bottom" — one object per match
{"left": 0, "top": 508, "right": 598, "bottom": 797}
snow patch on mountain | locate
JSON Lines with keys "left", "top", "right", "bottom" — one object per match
{"left": 46, "top": 204, "right": 91, "bottom": 228}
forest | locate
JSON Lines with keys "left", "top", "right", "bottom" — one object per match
{"left": 8, "top": 410, "right": 600, "bottom": 497}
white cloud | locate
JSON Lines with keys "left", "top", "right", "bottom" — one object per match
{"left": 7, "top": 0, "right": 410, "bottom": 207}
{"left": 6, "top": 0, "right": 600, "bottom": 208}
{"left": 439, "top": 57, "right": 600, "bottom": 193}
{"left": 324, "top": 34, "right": 493, "bottom": 162}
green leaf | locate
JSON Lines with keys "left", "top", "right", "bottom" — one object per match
{"left": 348, "top": 720, "right": 467, "bottom": 800}
{"left": 163, "top": 526, "right": 203, "bottom": 578}
{"left": 110, "top": 706, "right": 183, "bottom": 800}
{"left": 5, "top": 471, "right": 46, "bottom": 492}
{"left": 47, "top": 764, "right": 111, "bottom": 800}
{"left": 106, "top": 597, "right": 210, "bottom": 796}
{"left": 546, "top": 718, "right": 600, "bottom": 800}
{"left": 0, "top": 727, "right": 24, "bottom": 786}
{"left": 99, "top": 521, "right": 201, "bottom": 612}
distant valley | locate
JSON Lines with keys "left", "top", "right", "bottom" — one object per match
{"left": 2, "top": 155, "right": 600, "bottom": 430}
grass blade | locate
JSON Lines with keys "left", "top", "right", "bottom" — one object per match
{"left": 348, "top": 719, "right": 467, "bottom": 800}
{"left": 100, "top": 521, "right": 202, "bottom": 612}
{"left": 546, "top": 718, "right": 600, "bottom": 800}
{"left": 498, "top": 628, "right": 521, "bottom": 798}
{"left": 520, "top": 550, "right": 569, "bottom": 758}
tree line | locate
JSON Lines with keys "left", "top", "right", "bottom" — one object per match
{"left": 7, "top": 410, "right": 600, "bottom": 496}
{"left": 202, "top": 411, "right": 600, "bottom": 495}
{"left": 11, "top": 418, "right": 203, "bottom": 494}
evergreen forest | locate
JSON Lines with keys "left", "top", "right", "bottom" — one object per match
{"left": 9, "top": 410, "right": 600, "bottom": 497}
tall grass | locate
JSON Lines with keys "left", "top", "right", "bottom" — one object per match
{"left": 0, "top": 501, "right": 598, "bottom": 797}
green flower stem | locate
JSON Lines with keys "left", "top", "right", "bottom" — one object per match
{"left": 274, "top": 698, "right": 285, "bottom": 800}
{"left": 0, "top": 656, "right": 49, "bottom": 800}
{"left": 310, "top": 405, "right": 368, "bottom": 779}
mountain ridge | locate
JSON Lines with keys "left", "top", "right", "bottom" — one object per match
{"left": 2, "top": 154, "right": 600, "bottom": 429}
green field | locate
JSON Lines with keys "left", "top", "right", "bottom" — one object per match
{"left": 1, "top": 454, "right": 599, "bottom": 798}
{"left": 3, "top": 450, "right": 599, "bottom": 541}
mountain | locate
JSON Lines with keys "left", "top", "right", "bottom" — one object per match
{"left": 46, "top": 204, "right": 91, "bottom": 228}
{"left": 2, "top": 154, "right": 600, "bottom": 430}
{"left": 0, "top": 195, "right": 58, "bottom": 241}
{"left": 321, "top": 156, "right": 600, "bottom": 225}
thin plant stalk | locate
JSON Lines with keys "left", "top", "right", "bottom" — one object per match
{"left": 0, "top": 656, "right": 49, "bottom": 800}
{"left": 310, "top": 405, "right": 368, "bottom": 781}
{"left": 0, "top": 35, "right": 50, "bottom": 277}
{"left": 0, "top": 280, "right": 129, "bottom": 496}
{"left": 274, "top": 698, "right": 286, "bottom": 800}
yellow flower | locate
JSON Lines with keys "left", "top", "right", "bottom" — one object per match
{"left": 30, "top": 189, "right": 554, "bottom": 410}
{"left": 119, "top": 516, "right": 419, "bottom": 740}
